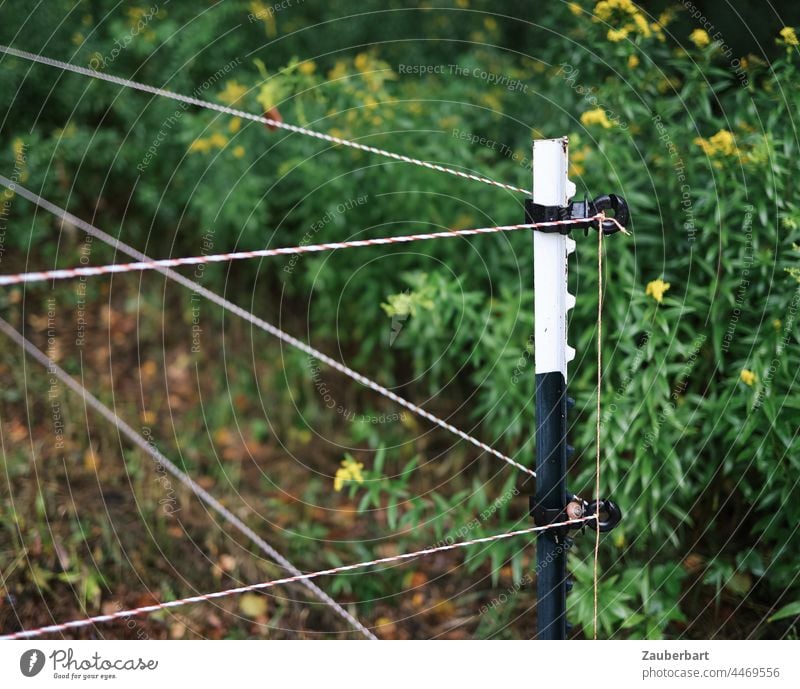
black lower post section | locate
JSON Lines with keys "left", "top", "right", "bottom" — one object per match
{"left": 535, "top": 371, "right": 568, "bottom": 640}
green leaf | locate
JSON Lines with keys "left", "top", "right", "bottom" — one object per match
{"left": 768, "top": 601, "right": 800, "bottom": 623}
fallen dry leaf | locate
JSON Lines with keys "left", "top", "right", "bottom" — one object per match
{"left": 84, "top": 448, "right": 100, "bottom": 471}
{"left": 218, "top": 555, "right": 236, "bottom": 572}
{"left": 239, "top": 593, "right": 268, "bottom": 619}
{"left": 169, "top": 621, "right": 186, "bottom": 639}
{"left": 375, "top": 616, "right": 396, "bottom": 639}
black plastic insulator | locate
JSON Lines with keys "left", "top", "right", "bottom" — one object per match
{"left": 590, "top": 194, "right": 630, "bottom": 235}
{"left": 525, "top": 194, "right": 630, "bottom": 235}
{"left": 585, "top": 499, "right": 623, "bottom": 533}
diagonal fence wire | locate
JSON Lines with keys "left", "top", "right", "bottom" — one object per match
{"left": 0, "top": 44, "right": 529, "bottom": 195}
{"left": 0, "top": 316, "right": 377, "bottom": 640}
{"left": 0, "top": 177, "right": 536, "bottom": 480}
{"left": 0, "top": 217, "right": 602, "bottom": 287}
{"left": 0, "top": 516, "right": 595, "bottom": 640}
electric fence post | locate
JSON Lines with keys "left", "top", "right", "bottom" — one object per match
{"left": 527, "top": 137, "right": 627, "bottom": 640}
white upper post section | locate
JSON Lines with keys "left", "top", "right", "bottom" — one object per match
{"left": 533, "top": 137, "right": 577, "bottom": 379}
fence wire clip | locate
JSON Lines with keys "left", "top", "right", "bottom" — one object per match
{"left": 530, "top": 496, "right": 622, "bottom": 542}
{"left": 525, "top": 193, "right": 630, "bottom": 236}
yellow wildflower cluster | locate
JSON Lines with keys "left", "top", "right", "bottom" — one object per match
{"left": 251, "top": 58, "right": 294, "bottom": 113}
{"left": 581, "top": 108, "right": 612, "bottom": 129}
{"left": 483, "top": 17, "right": 499, "bottom": 34}
{"left": 593, "top": 0, "right": 636, "bottom": 21}
{"left": 328, "top": 60, "right": 349, "bottom": 81}
{"left": 608, "top": 28, "right": 628, "bottom": 42}
{"left": 328, "top": 53, "right": 396, "bottom": 99}
{"left": 693, "top": 129, "right": 737, "bottom": 158}
{"left": 593, "top": 0, "right": 665, "bottom": 42}
{"left": 218, "top": 80, "right": 247, "bottom": 105}
{"left": 645, "top": 278, "right": 670, "bottom": 303}
{"left": 353, "top": 52, "right": 396, "bottom": 93}
{"left": 570, "top": 146, "right": 589, "bottom": 176}
{"left": 298, "top": 60, "right": 316, "bottom": 75}
{"left": 188, "top": 132, "right": 229, "bottom": 154}
{"left": 689, "top": 29, "right": 711, "bottom": 48}
{"left": 628, "top": 54, "right": 640, "bottom": 69}
{"left": 740, "top": 369, "right": 757, "bottom": 386}
{"left": 779, "top": 26, "right": 798, "bottom": 47}
{"left": 334, "top": 456, "right": 365, "bottom": 492}
{"left": 325, "top": 54, "right": 397, "bottom": 132}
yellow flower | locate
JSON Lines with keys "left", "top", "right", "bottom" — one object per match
{"left": 298, "top": 60, "right": 316, "bottom": 75}
{"left": 773, "top": 318, "right": 782, "bottom": 330}
{"left": 694, "top": 129, "right": 737, "bottom": 157}
{"left": 328, "top": 60, "right": 349, "bottom": 81}
{"left": 218, "top": 80, "right": 247, "bottom": 105}
{"left": 188, "top": 137, "right": 212, "bottom": 154}
{"left": 581, "top": 107, "right": 612, "bottom": 129}
{"left": 633, "top": 13, "right": 651, "bottom": 38}
{"left": 594, "top": 0, "right": 637, "bottom": 22}
{"left": 780, "top": 26, "right": 798, "bottom": 46}
{"left": 233, "top": 145, "right": 246, "bottom": 159}
{"left": 709, "top": 129, "right": 736, "bottom": 155}
{"left": 657, "top": 9, "right": 676, "bottom": 28}
{"left": 594, "top": 1, "right": 611, "bottom": 20}
{"left": 229, "top": 117, "right": 242, "bottom": 133}
{"left": 645, "top": 278, "right": 670, "bottom": 303}
{"left": 334, "top": 456, "right": 365, "bottom": 492}
{"left": 568, "top": 2, "right": 582, "bottom": 15}
{"left": 208, "top": 132, "right": 229, "bottom": 148}
{"left": 354, "top": 52, "right": 370, "bottom": 73}
{"left": 256, "top": 80, "right": 284, "bottom": 111}
{"left": 479, "top": 92, "right": 502, "bottom": 112}
{"left": 570, "top": 146, "right": 588, "bottom": 177}
{"left": 607, "top": 27, "right": 629, "bottom": 42}
{"left": 690, "top": 29, "right": 710, "bottom": 48}
{"left": 740, "top": 369, "right": 756, "bottom": 386}
{"left": 628, "top": 54, "right": 639, "bottom": 69}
